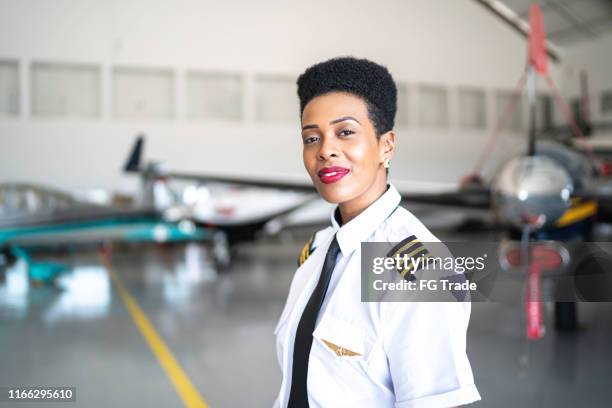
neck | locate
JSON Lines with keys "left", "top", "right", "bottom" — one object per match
{"left": 338, "top": 174, "right": 388, "bottom": 224}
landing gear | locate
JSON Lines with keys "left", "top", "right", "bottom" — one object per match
{"left": 212, "top": 231, "right": 231, "bottom": 270}
{"left": 0, "top": 248, "right": 8, "bottom": 283}
{"left": 554, "top": 245, "right": 612, "bottom": 332}
{"left": 0, "top": 246, "right": 17, "bottom": 267}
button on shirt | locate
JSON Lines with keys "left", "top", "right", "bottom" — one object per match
{"left": 273, "top": 184, "right": 481, "bottom": 408}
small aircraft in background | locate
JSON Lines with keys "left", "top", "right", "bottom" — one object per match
{"left": 123, "top": 135, "right": 319, "bottom": 246}
{"left": 424, "top": 4, "right": 612, "bottom": 340}
{"left": 0, "top": 182, "right": 211, "bottom": 284}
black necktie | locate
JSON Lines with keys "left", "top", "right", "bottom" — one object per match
{"left": 288, "top": 236, "right": 341, "bottom": 408}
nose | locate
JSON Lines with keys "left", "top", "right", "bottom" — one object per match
{"left": 317, "top": 134, "right": 340, "bottom": 161}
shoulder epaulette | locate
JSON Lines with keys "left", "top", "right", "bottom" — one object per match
{"left": 297, "top": 234, "right": 316, "bottom": 267}
{"left": 386, "top": 235, "right": 430, "bottom": 280}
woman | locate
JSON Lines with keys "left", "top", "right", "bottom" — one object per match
{"left": 274, "top": 57, "right": 480, "bottom": 408}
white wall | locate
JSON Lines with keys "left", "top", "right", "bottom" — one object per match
{"left": 560, "top": 33, "right": 612, "bottom": 126}
{"left": 0, "top": 0, "right": 562, "bottom": 193}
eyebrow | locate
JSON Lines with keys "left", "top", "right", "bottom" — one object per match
{"left": 301, "top": 116, "right": 361, "bottom": 130}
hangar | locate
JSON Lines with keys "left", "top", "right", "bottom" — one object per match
{"left": 1, "top": 1, "right": 612, "bottom": 407}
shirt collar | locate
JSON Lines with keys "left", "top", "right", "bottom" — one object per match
{"left": 330, "top": 184, "right": 401, "bottom": 256}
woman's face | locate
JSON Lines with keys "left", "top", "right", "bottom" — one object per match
{"left": 301, "top": 92, "right": 393, "bottom": 205}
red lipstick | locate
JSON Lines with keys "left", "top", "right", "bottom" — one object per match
{"left": 317, "top": 166, "right": 350, "bottom": 184}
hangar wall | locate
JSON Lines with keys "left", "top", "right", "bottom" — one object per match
{"left": 560, "top": 34, "right": 612, "bottom": 125}
{"left": 0, "top": 0, "right": 562, "bottom": 193}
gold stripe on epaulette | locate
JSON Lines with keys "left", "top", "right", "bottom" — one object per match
{"left": 387, "top": 235, "right": 418, "bottom": 257}
{"left": 387, "top": 235, "right": 430, "bottom": 279}
{"left": 399, "top": 247, "right": 430, "bottom": 277}
{"left": 393, "top": 238, "right": 419, "bottom": 257}
{"left": 297, "top": 235, "right": 314, "bottom": 267}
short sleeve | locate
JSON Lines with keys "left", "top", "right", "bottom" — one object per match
{"left": 383, "top": 301, "right": 481, "bottom": 408}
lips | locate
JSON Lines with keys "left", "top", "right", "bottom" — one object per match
{"left": 317, "top": 166, "right": 350, "bottom": 184}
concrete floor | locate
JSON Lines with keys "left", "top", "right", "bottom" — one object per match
{"left": 1, "top": 223, "right": 612, "bottom": 407}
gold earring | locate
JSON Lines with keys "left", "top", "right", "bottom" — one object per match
{"left": 383, "top": 158, "right": 390, "bottom": 169}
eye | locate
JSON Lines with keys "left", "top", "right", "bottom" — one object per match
{"left": 303, "top": 135, "right": 319, "bottom": 145}
{"left": 338, "top": 129, "right": 355, "bottom": 137}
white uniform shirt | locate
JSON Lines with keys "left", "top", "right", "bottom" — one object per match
{"left": 274, "top": 184, "right": 481, "bottom": 408}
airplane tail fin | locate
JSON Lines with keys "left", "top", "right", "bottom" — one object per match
{"left": 124, "top": 134, "right": 144, "bottom": 172}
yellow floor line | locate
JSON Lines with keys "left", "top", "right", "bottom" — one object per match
{"left": 103, "top": 255, "right": 209, "bottom": 408}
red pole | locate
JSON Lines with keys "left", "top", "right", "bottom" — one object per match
{"left": 526, "top": 260, "right": 544, "bottom": 340}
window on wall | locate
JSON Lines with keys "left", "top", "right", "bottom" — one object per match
{"left": 601, "top": 90, "right": 612, "bottom": 115}
{"left": 496, "top": 90, "right": 523, "bottom": 133}
{"left": 458, "top": 88, "right": 486, "bottom": 130}
{"left": 396, "top": 83, "right": 409, "bottom": 127}
{"left": 254, "top": 74, "right": 298, "bottom": 123}
{"left": 113, "top": 67, "right": 174, "bottom": 120}
{"left": 418, "top": 85, "right": 448, "bottom": 128}
{"left": 31, "top": 62, "right": 100, "bottom": 118}
{"left": 0, "top": 60, "right": 19, "bottom": 117}
{"left": 186, "top": 71, "right": 243, "bottom": 121}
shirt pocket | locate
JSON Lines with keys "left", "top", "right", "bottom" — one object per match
{"left": 312, "top": 315, "right": 374, "bottom": 364}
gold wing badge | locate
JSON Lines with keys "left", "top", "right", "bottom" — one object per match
{"left": 386, "top": 235, "right": 430, "bottom": 280}
{"left": 321, "top": 339, "right": 361, "bottom": 357}
{"left": 297, "top": 234, "right": 315, "bottom": 267}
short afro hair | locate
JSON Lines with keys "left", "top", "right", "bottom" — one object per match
{"left": 297, "top": 56, "right": 397, "bottom": 137}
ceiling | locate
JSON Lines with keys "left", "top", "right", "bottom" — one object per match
{"left": 499, "top": 0, "right": 612, "bottom": 46}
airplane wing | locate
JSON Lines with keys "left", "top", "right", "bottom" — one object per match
{"left": 124, "top": 135, "right": 493, "bottom": 216}
{"left": 0, "top": 184, "right": 208, "bottom": 248}
{"left": 163, "top": 171, "right": 317, "bottom": 193}
{"left": 399, "top": 186, "right": 491, "bottom": 209}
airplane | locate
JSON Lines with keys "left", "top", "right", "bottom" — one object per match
{"left": 427, "top": 4, "right": 612, "bottom": 340}
{"left": 123, "top": 135, "right": 319, "bottom": 247}
{"left": 0, "top": 182, "right": 213, "bottom": 284}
